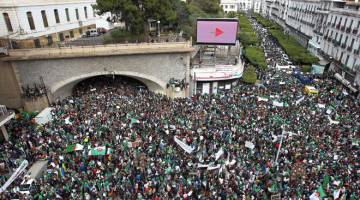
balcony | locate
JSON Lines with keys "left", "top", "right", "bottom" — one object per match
{"left": 346, "top": 27, "right": 351, "bottom": 33}
{"left": 353, "top": 29, "right": 358, "bottom": 35}
{"left": 340, "top": 26, "right": 345, "bottom": 31}
{"left": 327, "top": 37, "right": 332, "bottom": 41}
{"left": 336, "top": 24, "right": 340, "bottom": 29}
{"left": 347, "top": 46, "right": 352, "bottom": 51}
{"left": 341, "top": 43, "right": 346, "bottom": 48}
{"left": 332, "top": 23, "right": 335, "bottom": 27}
{"left": 354, "top": 49, "right": 360, "bottom": 55}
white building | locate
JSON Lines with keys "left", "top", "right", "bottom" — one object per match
{"left": 253, "top": 0, "right": 262, "bottom": 13}
{"left": 322, "top": 1, "right": 360, "bottom": 75}
{"left": 0, "top": 0, "right": 112, "bottom": 48}
{"left": 220, "top": 0, "right": 253, "bottom": 13}
{"left": 259, "top": 0, "right": 360, "bottom": 88}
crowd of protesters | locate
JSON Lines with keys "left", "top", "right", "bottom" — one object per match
{"left": 1, "top": 20, "right": 359, "bottom": 200}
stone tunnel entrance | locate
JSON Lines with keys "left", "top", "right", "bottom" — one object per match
{"left": 72, "top": 75, "right": 148, "bottom": 96}
{"left": 49, "top": 71, "right": 167, "bottom": 102}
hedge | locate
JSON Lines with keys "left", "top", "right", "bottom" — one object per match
{"left": 242, "top": 65, "right": 257, "bottom": 84}
{"left": 269, "top": 29, "right": 319, "bottom": 65}
{"left": 238, "top": 14, "right": 258, "bottom": 47}
{"left": 244, "top": 47, "right": 267, "bottom": 70}
{"left": 254, "top": 14, "right": 319, "bottom": 65}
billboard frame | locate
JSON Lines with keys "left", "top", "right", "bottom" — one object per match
{"left": 196, "top": 18, "right": 239, "bottom": 46}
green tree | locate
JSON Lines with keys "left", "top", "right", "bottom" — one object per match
{"left": 191, "top": 0, "right": 221, "bottom": 15}
{"left": 242, "top": 65, "right": 257, "bottom": 84}
{"left": 227, "top": 11, "right": 237, "bottom": 18}
{"left": 94, "top": 0, "right": 177, "bottom": 34}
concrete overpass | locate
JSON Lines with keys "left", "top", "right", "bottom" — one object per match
{"left": 0, "top": 42, "right": 194, "bottom": 110}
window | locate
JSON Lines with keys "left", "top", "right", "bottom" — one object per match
{"left": 339, "top": 34, "right": 343, "bottom": 42}
{"left": 34, "top": 39, "right": 41, "bottom": 48}
{"left": 230, "top": 5, "right": 235, "bottom": 9}
{"left": 27, "top": 12, "right": 35, "bottom": 30}
{"left": 84, "top": 7, "right": 88, "bottom": 18}
{"left": 75, "top": 9, "right": 79, "bottom": 20}
{"left": 65, "top": 8, "right": 70, "bottom": 22}
{"left": 79, "top": 28, "right": 83, "bottom": 34}
{"left": 41, "top": 10, "right": 48, "bottom": 27}
{"left": 70, "top": 31, "right": 74, "bottom": 38}
{"left": 350, "top": 38, "right": 355, "bottom": 48}
{"left": 344, "top": 36, "right": 348, "bottom": 45}
{"left": 58, "top": 33, "right": 65, "bottom": 41}
{"left": 339, "top": 52, "right": 344, "bottom": 62}
{"left": 349, "top": 19, "right": 353, "bottom": 28}
{"left": 345, "top": 55, "right": 350, "bottom": 66}
{"left": 47, "top": 36, "right": 53, "bottom": 45}
{"left": 353, "top": 59, "right": 357, "bottom": 69}
{"left": 93, "top": 9, "right": 96, "bottom": 17}
{"left": 54, "top": 9, "right": 60, "bottom": 23}
{"left": 3, "top": 13, "right": 13, "bottom": 32}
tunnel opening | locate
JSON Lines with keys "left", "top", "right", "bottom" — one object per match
{"left": 50, "top": 71, "right": 166, "bottom": 102}
{"left": 72, "top": 75, "right": 148, "bottom": 97}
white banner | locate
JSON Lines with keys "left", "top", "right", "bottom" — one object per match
{"left": 174, "top": 136, "right": 195, "bottom": 154}
{"left": 0, "top": 160, "right": 28, "bottom": 193}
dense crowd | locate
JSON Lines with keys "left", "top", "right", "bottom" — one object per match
{"left": 1, "top": 18, "right": 359, "bottom": 200}
{"left": 1, "top": 67, "right": 359, "bottom": 200}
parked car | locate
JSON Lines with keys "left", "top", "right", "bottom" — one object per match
{"left": 97, "top": 27, "right": 107, "bottom": 35}
{"left": 82, "top": 29, "right": 99, "bottom": 38}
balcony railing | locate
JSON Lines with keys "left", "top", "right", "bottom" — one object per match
{"left": 340, "top": 26, "right": 345, "bottom": 31}
{"left": 353, "top": 29, "right": 358, "bottom": 35}
{"left": 336, "top": 24, "right": 340, "bottom": 29}
{"left": 341, "top": 43, "right": 346, "bottom": 48}
{"left": 347, "top": 46, "right": 352, "bottom": 51}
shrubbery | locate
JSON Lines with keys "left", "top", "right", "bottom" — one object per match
{"left": 103, "top": 28, "right": 146, "bottom": 44}
{"left": 242, "top": 65, "right": 257, "bottom": 84}
{"left": 269, "top": 29, "right": 319, "bottom": 65}
{"left": 238, "top": 14, "right": 258, "bottom": 47}
{"left": 254, "top": 14, "right": 319, "bottom": 65}
{"left": 244, "top": 47, "right": 267, "bottom": 70}
{"left": 301, "top": 65, "right": 312, "bottom": 73}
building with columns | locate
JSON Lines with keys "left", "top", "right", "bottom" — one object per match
{"left": 0, "top": 0, "right": 112, "bottom": 49}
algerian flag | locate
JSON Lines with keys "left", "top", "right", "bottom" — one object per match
{"left": 88, "top": 146, "right": 107, "bottom": 156}
{"left": 65, "top": 144, "right": 84, "bottom": 153}
{"left": 322, "top": 175, "right": 330, "bottom": 188}
{"left": 317, "top": 185, "right": 325, "bottom": 198}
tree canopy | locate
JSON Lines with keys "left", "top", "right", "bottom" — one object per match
{"left": 94, "top": 0, "right": 223, "bottom": 36}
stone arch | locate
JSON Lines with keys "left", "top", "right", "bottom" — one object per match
{"left": 50, "top": 71, "right": 167, "bottom": 101}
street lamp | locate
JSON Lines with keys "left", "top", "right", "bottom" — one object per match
{"left": 157, "top": 20, "right": 160, "bottom": 39}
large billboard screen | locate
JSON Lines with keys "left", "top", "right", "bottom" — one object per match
{"left": 197, "top": 18, "right": 238, "bottom": 45}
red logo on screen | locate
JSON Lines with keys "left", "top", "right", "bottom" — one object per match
{"left": 214, "top": 28, "right": 224, "bottom": 37}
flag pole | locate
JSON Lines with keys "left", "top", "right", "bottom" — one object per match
{"left": 274, "top": 128, "right": 284, "bottom": 171}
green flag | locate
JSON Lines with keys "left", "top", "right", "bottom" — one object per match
{"left": 317, "top": 185, "right": 325, "bottom": 198}
{"left": 322, "top": 175, "right": 330, "bottom": 188}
